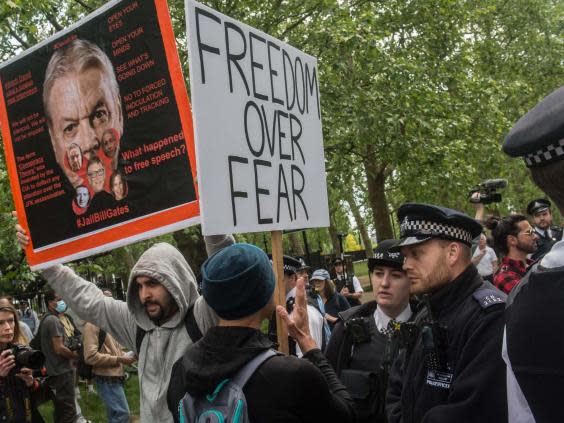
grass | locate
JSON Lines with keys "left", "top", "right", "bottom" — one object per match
{"left": 353, "top": 260, "right": 372, "bottom": 292}
{"left": 39, "top": 373, "right": 140, "bottom": 423}
{"left": 353, "top": 260, "right": 369, "bottom": 278}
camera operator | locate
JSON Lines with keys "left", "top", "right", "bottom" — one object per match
{"left": 38, "top": 290, "right": 81, "bottom": 423}
{"left": 0, "top": 300, "right": 46, "bottom": 422}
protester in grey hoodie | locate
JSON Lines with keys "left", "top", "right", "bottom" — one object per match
{"left": 14, "top": 226, "right": 230, "bottom": 423}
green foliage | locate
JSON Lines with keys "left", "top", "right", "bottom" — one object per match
{"left": 0, "top": 0, "right": 563, "bottom": 276}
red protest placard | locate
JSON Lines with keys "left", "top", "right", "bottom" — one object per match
{"left": 0, "top": 0, "right": 199, "bottom": 269}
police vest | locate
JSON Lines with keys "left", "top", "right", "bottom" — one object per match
{"left": 337, "top": 303, "right": 401, "bottom": 423}
{"left": 335, "top": 275, "right": 355, "bottom": 293}
{"left": 335, "top": 275, "right": 361, "bottom": 307}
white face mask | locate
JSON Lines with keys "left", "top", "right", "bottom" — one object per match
{"left": 55, "top": 300, "right": 67, "bottom": 313}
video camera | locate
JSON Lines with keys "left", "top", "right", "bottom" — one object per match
{"left": 468, "top": 179, "right": 508, "bottom": 205}
{"left": 10, "top": 344, "right": 45, "bottom": 371}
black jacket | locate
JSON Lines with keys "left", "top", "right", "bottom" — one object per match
{"left": 167, "top": 326, "right": 355, "bottom": 423}
{"left": 386, "top": 265, "right": 507, "bottom": 423}
{"left": 326, "top": 301, "right": 407, "bottom": 423}
{"left": 506, "top": 262, "right": 564, "bottom": 422}
{"left": 531, "top": 226, "right": 563, "bottom": 261}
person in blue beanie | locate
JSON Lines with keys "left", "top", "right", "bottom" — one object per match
{"left": 167, "top": 243, "right": 355, "bottom": 423}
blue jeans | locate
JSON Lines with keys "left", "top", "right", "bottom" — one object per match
{"left": 95, "top": 377, "right": 130, "bottom": 423}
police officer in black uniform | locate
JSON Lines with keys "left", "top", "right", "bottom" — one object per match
{"left": 326, "top": 240, "right": 412, "bottom": 423}
{"left": 332, "top": 258, "right": 363, "bottom": 307}
{"left": 527, "top": 198, "right": 563, "bottom": 261}
{"left": 386, "top": 203, "right": 507, "bottom": 423}
{"left": 503, "top": 86, "right": 564, "bottom": 422}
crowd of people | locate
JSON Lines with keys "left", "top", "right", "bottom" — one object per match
{"left": 2, "top": 86, "right": 564, "bottom": 423}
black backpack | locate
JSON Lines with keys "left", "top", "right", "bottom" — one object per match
{"left": 29, "top": 313, "right": 53, "bottom": 351}
{"left": 78, "top": 329, "right": 107, "bottom": 379}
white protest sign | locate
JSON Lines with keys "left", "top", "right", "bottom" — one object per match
{"left": 185, "top": 0, "right": 329, "bottom": 235}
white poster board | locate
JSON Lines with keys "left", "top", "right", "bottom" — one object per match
{"left": 185, "top": 0, "right": 329, "bottom": 235}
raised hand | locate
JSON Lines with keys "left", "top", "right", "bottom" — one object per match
{"left": 276, "top": 273, "right": 317, "bottom": 354}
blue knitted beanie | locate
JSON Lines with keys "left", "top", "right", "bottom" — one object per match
{"left": 201, "top": 243, "right": 275, "bottom": 319}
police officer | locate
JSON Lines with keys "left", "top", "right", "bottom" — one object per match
{"left": 503, "top": 86, "right": 564, "bottom": 422}
{"left": 386, "top": 203, "right": 507, "bottom": 422}
{"left": 527, "top": 198, "right": 562, "bottom": 260}
{"left": 332, "top": 258, "right": 363, "bottom": 307}
{"left": 325, "top": 240, "right": 412, "bottom": 423}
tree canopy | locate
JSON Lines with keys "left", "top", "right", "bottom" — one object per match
{"left": 0, "top": 0, "right": 562, "bottom": 290}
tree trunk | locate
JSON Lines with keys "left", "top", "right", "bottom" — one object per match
{"left": 343, "top": 190, "right": 373, "bottom": 258}
{"left": 116, "top": 246, "right": 136, "bottom": 288}
{"left": 121, "top": 246, "right": 136, "bottom": 270}
{"left": 328, "top": 210, "right": 341, "bottom": 256}
{"left": 288, "top": 232, "right": 304, "bottom": 256}
{"left": 363, "top": 158, "right": 394, "bottom": 241}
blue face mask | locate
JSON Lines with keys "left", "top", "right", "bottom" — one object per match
{"left": 55, "top": 300, "right": 67, "bottom": 313}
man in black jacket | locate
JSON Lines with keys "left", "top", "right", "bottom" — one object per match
{"left": 326, "top": 239, "right": 412, "bottom": 423}
{"left": 502, "top": 86, "right": 564, "bottom": 422}
{"left": 386, "top": 203, "right": 507, "bottom": 422}
{"left": 167, "top": 243, "right": 355, "bottom": 423}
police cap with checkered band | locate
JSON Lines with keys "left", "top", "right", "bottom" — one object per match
{"left": 527, "top": 198, "right": 551, "bottom": 216}
{"left": 396, "top": 203, "right": 483, "bottom": 248}
{"left": 267, "top": 254, "right": 302, "bottom": 275}
{"left": 503, "top": 86, "right": 564, "bottom": 168}
{"left": 368, "top": 239, "right": 404, "bottom": 272}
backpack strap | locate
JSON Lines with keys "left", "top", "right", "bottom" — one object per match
{"left": 135, "top": 304, "right": 202, "bottom": 354}
{"left": 231, "top": 349, "right": 278, "bottom": 388}
{"left": 135, "top": 326, "right": 146, "bottom": 355}
{"left": 184, "top": 304, "right": 203, "bottom": 343}
{"left": 98, "top": 329, "right": 107, "bottom": 352}
{"left": 65, "top": 313, "right": 81, "bottom": 336}
{"left": 30, "top": 312, "right": 55, "bottom": 350}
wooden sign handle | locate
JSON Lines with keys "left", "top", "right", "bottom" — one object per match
{"left": 270, "top": 230, "right": 288, "bottom": 354}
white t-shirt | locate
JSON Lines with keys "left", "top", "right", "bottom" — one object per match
{"left": 472, "top": 246, "right": 498, "bottom": 276}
